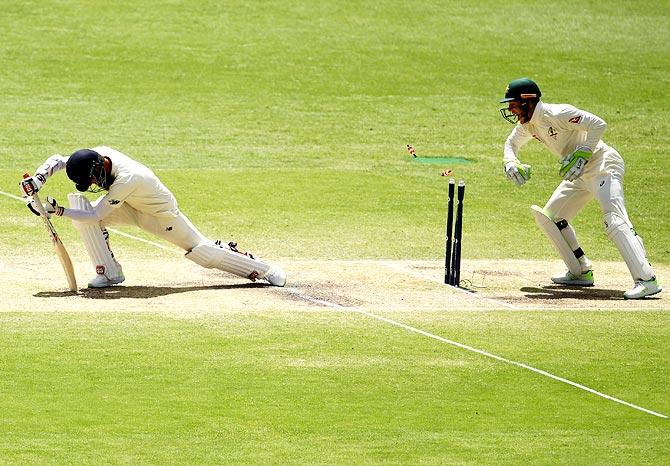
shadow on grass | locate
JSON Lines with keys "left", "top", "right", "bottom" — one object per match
{"left": 35, "top": 282, "right": 269, "bottom": 299}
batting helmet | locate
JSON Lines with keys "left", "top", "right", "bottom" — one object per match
{"left": 66, "top": 149, "right": 108, "bottom": 192}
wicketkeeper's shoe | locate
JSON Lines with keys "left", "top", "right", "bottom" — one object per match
{"left": 624, "top": 277, "right": 662, "bottom": 299}
{"left": 88, "top": 272, "right": 125, "bottom": 288}
{"left": 551, "top": 270, "right": 594, "bottom": 286}
{"left": 265, "top": 266, "right": 287, "bottom": 287}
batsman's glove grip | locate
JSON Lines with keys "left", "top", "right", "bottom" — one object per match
{"left": 27, "top": 196, "right": 64, "bottom": 217}
{"left": 20, "top": 173, "right": 46, "bottom": 196}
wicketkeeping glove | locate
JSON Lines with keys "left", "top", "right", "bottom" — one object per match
{"left": 504, "top": 161, "right": 532, "bottom": 186}
{"left": 559, "top": 149, "right": 591, "bottom": 181}
{"left": 27, "top": 196, "right": 64, "bottom": 218}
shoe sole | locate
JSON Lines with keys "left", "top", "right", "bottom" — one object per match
{"left": 551, "top": 280, "right": 594, "bottom": 287}
{"left": 88, "top": 278, "right": 125, "bottom": 288}
{"left": 624, "top": 288, "right": 662, "bottom": 299}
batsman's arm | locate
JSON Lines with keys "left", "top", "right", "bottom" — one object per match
{"left": 30, "top": 199, "right": 111, "bottom": 224}
{"left": 20, "top": 155, "right": 68, "bottom": 196}
{"left": 57, "top": 193, "right": 122, "bottom": 224}
{"left": 35, "top": 154, "right": 68, "bottom": 178}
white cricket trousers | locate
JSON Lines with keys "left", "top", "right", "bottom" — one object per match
{"left": 543, "top": 146, "right": 632, "bottom": 227}
{"left": 94, "top": 200, "right": 206, "bottom": 251}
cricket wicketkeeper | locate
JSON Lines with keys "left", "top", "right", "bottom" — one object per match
{"left": 499, "top": 78, "right": 660, "bottom": 299}
{"left": 20, "top": 146, "right": 286, "bottom": 288}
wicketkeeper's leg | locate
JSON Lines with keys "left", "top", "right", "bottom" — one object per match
{"left": 531, "top": 205, "right": 592, "bottom": 277}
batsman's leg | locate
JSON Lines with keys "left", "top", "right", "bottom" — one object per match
{"left": 68, "top": 194, "right": 124, "bottom": 288}
{"left": 131, "top": 210, "right": 287, "bottom": 287}
{"left": 185, "top": 240, "right": 286, "bottom": 286}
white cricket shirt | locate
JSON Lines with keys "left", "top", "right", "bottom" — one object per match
{"left": 503, "top": 101, "right": 609, "bottom": 164}
{"left": 91, "top": 146, "right": 179, "bottom": 220}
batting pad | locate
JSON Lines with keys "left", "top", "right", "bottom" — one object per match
{"left": 68, "top": 193, "right": 123, "bottom": 279}
{"left": 531, "top": 205, "right": 582, "bottom": 276}
{"left": 186, "top": 241, "right": 271, "bottom": 281}
{"left": 604, "top": 212, "right": 654, "bottom": 281}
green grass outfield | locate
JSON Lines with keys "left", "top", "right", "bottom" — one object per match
{"left": 0, "top": 311, "right": 668, "bottom": 464}
{"left": 1, "top": 0, "right": 669, "bottom": 463}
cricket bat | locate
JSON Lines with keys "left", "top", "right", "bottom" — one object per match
{"left": 25, "top": 175, "right": 78, "bottom": 292}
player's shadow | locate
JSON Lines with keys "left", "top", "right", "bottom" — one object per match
{"left": 520, "top": 285, "right": 629, "bottom": 300}
{"left": 35, "top": 282, "right": 269, "bottom": 300}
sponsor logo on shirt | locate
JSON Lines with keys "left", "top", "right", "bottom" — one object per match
{"left": 108, "top": 199, "right": 121, "bottom": 205}
{"left": 568, "top": 116, "right": 582, "bottom": 124}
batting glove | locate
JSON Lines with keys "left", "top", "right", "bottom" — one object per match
{"left": 559, "top": 149, "right": 591, "bottom": 181}
{"left": 27, "top": 196, "right": 64, "bottom": 218}
{"left": 20, "top": 173, "right": 46, "bottom": 196}
{"left": 504, "top": 161, "right": 531, "bottom": 186}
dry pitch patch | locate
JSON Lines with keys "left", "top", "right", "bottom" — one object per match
{"left": 1, "top": 254, "right": 667, "bottom": 313}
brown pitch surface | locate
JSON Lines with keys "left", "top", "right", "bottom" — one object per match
{"left": 2, "top": 255, "right": 667, "bottom": 314}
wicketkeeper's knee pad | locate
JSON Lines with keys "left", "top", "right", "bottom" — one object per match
{"left": 185, "top": 241, "right": 271, "bottom": 281}
{"left": 603, "top": 212, "right": 653, "bottom": 281}
{"left": 68, "top": 193, "right": 123, "bottom": 279}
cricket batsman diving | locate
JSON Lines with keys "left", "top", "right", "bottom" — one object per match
{"left": 499, "top": 78, "right": 661, "bottom": 299}
{"left": 20, "top": 147, "right": 286, "bottom": 288}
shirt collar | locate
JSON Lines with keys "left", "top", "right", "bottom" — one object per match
{"left": 527, "top": 100, "right": 543, "bottom": 125}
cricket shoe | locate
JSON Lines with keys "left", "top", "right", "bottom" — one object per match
{"left": 88, "top": 272, "right": 125, "bottom": 288}
{"left": 551, "top": 270, "right": 594, "bottom": 286}
{"left": 265, "top": 266, "right": 287, "bottom": 287}
{"left": 624, "top": 277, "right": 662, "bottom": 299}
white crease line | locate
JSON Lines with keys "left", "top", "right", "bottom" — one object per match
{"left": 0, "top": 190, "right": 26, "bottom": 201}
{"left": 383, "top": 261, "right": 522, "bottom": 310}
{"left": 284, "top": 287, "right": 345, "bottom": 308}
{"left": 2, "top": 189, "right": 665, "bottom": 418}
{"left": 277, "top": 283, "right": 668, "bottom": 420}
{"left": 353, "top": 308, "right": 668, "bottom": 419}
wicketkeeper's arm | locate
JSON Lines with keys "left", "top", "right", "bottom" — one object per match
{"left": 557, "top": 106, "right": 607, "bottom": 151}
{"left": 503, "top": 124, "right": 532, "bottom": 165}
